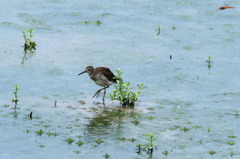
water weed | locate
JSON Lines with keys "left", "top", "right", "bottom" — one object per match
{"left": 21, "top": 28, "right": 36, "bottom": 64}
{"left": 136, "top": 133, "right": 157, "bottom": 155}
{"left": 206, "top": 56, "right": 213, "bottom": 69}
{"left": 110, "top": 69, "right": 145, "bottom": 107}
{"left": 103, "top": 153, "right": 111, "bottom": 159}
{"left": 12, "top": 85, "right": 19, "bottom": 110}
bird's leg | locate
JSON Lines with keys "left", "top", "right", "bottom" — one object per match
{"left": 92, "top": 86, "right": 109, "bottom": 98}
{"left": 102, "top": 87, "right": 107, "bottom": 104}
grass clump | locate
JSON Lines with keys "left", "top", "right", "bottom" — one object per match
{"left": 110, "top": 69, "right": 145, "bottom": 107}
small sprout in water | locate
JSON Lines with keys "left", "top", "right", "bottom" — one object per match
{"left": 155, "top": 25, "right": 162, "bottom": 35}
{"left": 36, "top": 129, "right": 44, "bottom": 136}
{"left": 95, "top": 139, "right": 103, "bottom": 144}
{"left": 39, "top": 144, "right": 45, "bottom": 148}
{"left": 103, "top": 153, "right": 111, "bottom": 159}
{"left": 43, "top": 125, "right": 50, "bottom": 128}
{"left": 65, "top": 138, "right": 74, "bottom": 144}
{"left": 162, "top": 150, "right": 169, "bottom": 156}
{"left": 34, "top": 116, "right": 41, "bottom": 120}
{"left": 136, "top": 144, "right": 142, "bottom": 154}
{"left": 131, "top": 120, "right": 140, "bottom": 125}
{"left": 118, "top": 137, "right": 127, "bottom": 142}
{"left": 146, "top": 107, "right": 154, "bottom": 111}
{"left": 208, "top": 128, "right": 211, "bottom": 132}
{"left": 193, "top": 125, "right": 201, "bottom": 129}
{"left": 24, "top": 129, "right": 31, "bottom": 133}
{"left": 52, "top": 132, "right": 59, "bottom": 137}
{"left": 12, "top": 85, "right": 19, "bottom": 110}
{"left": 230, "top": 151, "right": 236, "bottom": 157}
{"left": 76, "top": 141, "right": 84, "bottom": 146}
{"left": 181, "top": 127, "right": 190, "bottom": 132}
{"left": 73, "top": 150, "right": 81, "bottom": 154}
{"left": 172, "top": 26, "right": 176, "bottom": 30}
{"left": 227, "top": 141, "right": 235, "bottom": 145}
{"left": 228, "top": 135, "right": 237, "bottom": 138}
{"left": 206, "top": 56, "right": 214, "bottom": 69}
{"left": 95, "top": 20, "right": 102, "bottom": 25}
{"left": 208, "top": 150, "right": 216, "bottom": 155}
{"left": 147, "top": 116, "right": 155, "bottom": 120}
{"left": 128, "top": 138, "right": 136, "bottom": 142}
{"left": 184, "top": 46, "right": 191, "bottom": 50}
{"left": 3, "top": 104, "right": 10, "bottom": 108}
{"left": 46, "top": 132, "right": 54, "bottom": 137}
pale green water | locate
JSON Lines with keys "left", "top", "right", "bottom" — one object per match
{"left": 0, "top": 0, "right": 240, "bottom": 159}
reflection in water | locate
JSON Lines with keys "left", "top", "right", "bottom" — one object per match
{"left": 85, "top": 106, "right": 139, "bottom": 135}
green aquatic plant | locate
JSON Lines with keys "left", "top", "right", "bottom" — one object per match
{"left": 76, "top": 141, "right": 84, "bottom": 146}
{"left": 181, "top": 127, "right": 190, "bottom": 132}
{"left": 131, "top": 120, "right": 140, "bottom": 125}
{"left": 172, "top": 26, "right": 176, "bottom": 30}
{"left": 65, "top": 138, "right": 74, "bottom": 144}
{"left": 12, "top": 85, "right": 19, "bottom": 110}
{"left": 230, "top": 151, "right": 236, "bottom": 157}
{"left": 227, "top": 141, "right": 235, "bottom": 145}
{"left": 128, "top": 138, "right": 136, "bottom": 142}
{"left": 95, "top": 139, "right": 103, "bottom": 144}
{"left": 228, "top": 135, "right": 237, "bottom": 138}
{"left": 39, "top": 144, "right": 45, "bottom": 148}
{"left": 80, "top": 20, "right": 102, "bottom": 25}
{"left": 22, "top": 28, "right": 36, "bottom": 52}
{"left": 24, "top": 129, "right": 31, "bottom": 133}
{"left": 206, "top": 56, "right": 213, "bottom": 69}
{"left": 184, "top": 46, "right": 192, "bottom": 50}
{"left": 162, "top": 150, "right": 169, "bottom": 156}
{"left": 21, "top": 28, "right": 36, "bottom": 64}
{"left": 3, "top": 104, "right": 10, "bottom": 108}
{"left": 43, "top": 125, "right": 50, "bottom": 128}
{"left": 156, "top": 25, "right": 162, "bottom": 35}
{"left": 73, "top": 150, "right": 81, "bottom": 154}
{"left": 136, "top": 133, "right": 157, "bottom": 155}
{"left": 103, "top": 153, "right": 111, "bottom": 159}
{"left": 110, "top": 69, "right": 145, "bottom": 107}
{"left": 147, "top": 116, "right": 155, "bottom": 120}
{"left": 36, "top": 129, "right": 44, "bottom": 136}
{"left": 208, "top": 150, "right": 216, "bottom": 155}
{"left": 117, "top": 137, "right": 127, "bottom": 142}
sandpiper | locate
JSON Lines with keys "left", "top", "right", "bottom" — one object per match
{"left": 78, "top": 66, "right": 116, "bottom": 104}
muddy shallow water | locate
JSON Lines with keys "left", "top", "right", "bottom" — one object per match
{"left": 0, "top": 0, "right": 240, "bottom": 159}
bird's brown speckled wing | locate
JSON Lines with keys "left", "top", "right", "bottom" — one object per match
{"left": 95, "top": 67, "right": 116, "bottom": 83}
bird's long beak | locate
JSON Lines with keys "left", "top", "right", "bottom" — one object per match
{"left": 78, "top": 70, "right": 87, "bottom": 76}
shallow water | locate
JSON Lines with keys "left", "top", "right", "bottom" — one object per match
{"left": 1, "top": 0, "right": 240, "bottom": 158}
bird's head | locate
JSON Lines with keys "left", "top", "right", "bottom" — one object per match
{"left": 78, "top": 66, "right": 94, "bottom": 76}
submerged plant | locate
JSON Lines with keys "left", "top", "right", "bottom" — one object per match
{"left": 136, "top": 133, "right": 157, "bottom": 156}
{"left": 65, "top": 138, "right": 74, "bottom": 144}
{"left": 22, "top": 28, "right": 36, "bottom": 52}
{"left": 156, "top": 25, "right": 162, "bottom": 35}
{"left": 206, "top": 56, "right": 213, "bottom": 69}
{"left": 103, "top": 153, "right": 111, "bottom": 159}
{"left": 36, "top": 129, "right": 44, "bottom": 136}
{"left": 21, "top": 28, "right": 36, "bottom": 64}
{"left": 76, "top": 141, "right": 84, "bottom": 146}
{"left": 110, "top": 69, "right": 145, "bottom": 107}
{"left": 95, "top": 139, "right": 103, "bottom": 144}
{"left": 208, "top": 150, "right": 216, "bottom": 155}
{"left": 12, "top": 85, "right": 19, "bottom": 110}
